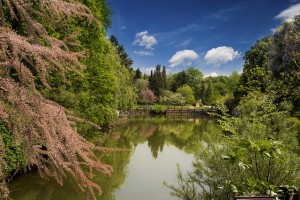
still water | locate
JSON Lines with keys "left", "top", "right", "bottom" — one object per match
{"left": 9, "top": 117, "right": 210, "bottom": 200}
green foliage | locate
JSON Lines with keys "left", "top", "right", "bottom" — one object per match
{"left": 227, "top": 71, "right": 241, "bottom": 93}
{"left": 109, "top": 35, "right": 133, "bottom": 70}
{"left": 202, "top": 79, "right": 219, "bottom": 105}
{"left": 236, "top": 66, "right": 272, "bottom": 98}
{"left": 160, "top": 92, "right": 186, "bottom": 106}
{"left": 244, "top": 36, "right": 271, "bottom": 68}
{"left": 234, "top": 37, "right": 272, "bottom": 103}
{"left": 42, "top": 0, "right": 136, "bottom": 126}
{"left": 135, "top": 79, "right": 149, "bottom": 91}
{"left": 167, "top": 92, "right": 300, "bottom": 199}
{"left": 170, "top": 70, "right": 187, "bottom": 92}
{"left": 186, "top": 68, "right": 204, "bottom": 99}
{"left": 235, "top": 16, "right": 300, "bottom": 114}
{"left": 149, "top": 65, "right": 165, "bottom": 97}
{"left": 234, "top": 91, "right": 276, "bottom": 117}
{"left": 151, "top": 105, "right": 166, "bottom": 114}
{"left": 177, "top": 84, "right": 195, "bottom": 105}
{"left": 164, "top": 165, "right": 197, "bottom": 200}
{"left": 0, "top": 120, "right": 25, "bottom": 176}
{"left": 269, "top": 16, "right": 300, "bottom": 75}
{"left": 133, "top": 68, "right": 142, "bottom": 80}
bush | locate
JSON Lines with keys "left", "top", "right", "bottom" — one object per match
{"left": 0, "top": 120, "right": 25, "bottom": 176}
{"left": 151, "top": 105, "right": 166, "bottom": 114}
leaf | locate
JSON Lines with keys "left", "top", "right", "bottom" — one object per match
{"left": 263, "top": 152, "right": 271, "bottom": 158}
{"left": 231, "top": 184, "right": 238, "bottom": 193}
{"left": 222, "top": 155, "right": 231, "bottom": 160}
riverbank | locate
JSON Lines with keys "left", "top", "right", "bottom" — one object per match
{"left": 127, "top": 106, "right": 216, "bottom": 118}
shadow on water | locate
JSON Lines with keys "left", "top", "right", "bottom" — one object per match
{"left": 8, "top": 116, "right": 212, "bottom": 200}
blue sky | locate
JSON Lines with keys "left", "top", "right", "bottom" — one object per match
{"left": 107, "top": 0, "right": 300, "bottom": 76}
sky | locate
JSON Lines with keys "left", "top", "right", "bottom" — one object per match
{"left": 107, "top": 0, "right": 300, "bottom": 77}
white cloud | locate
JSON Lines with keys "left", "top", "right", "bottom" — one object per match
{"left": 210, "top": 72, "right": 218, "bottom": 77}
{"left": 133, "top": 31, "right": 157, "bottom": 49}
{"left": 176, "top": 38, "right": 192, "bottom": 48}
{"left": 186, "top": 62, "right": 192, "bottom": 67}
{"left": 134, "top": 50, "right": 154, "bottom": 56}
{"left": 270, "top": 28, "right": 278, "bottom": 33}
{"left": 168, "top": 50, "right": 199, "bottom": 67}
{"left": 275, "top": 3, "right": 300, "bottom": 21}
{"left": 204, "top": 46, "right": 240, "bottom": 66}
{"left": 204, "top": 72, "right": 218, "bottom": 78}
{"left": 139, "top": 67, "right": 155, "bottom": 75}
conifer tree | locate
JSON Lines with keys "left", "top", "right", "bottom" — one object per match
{"left": 149, "top": 64, "right": 164, "bottom": 97}
{"left": 134, "top": 68, "right": 142, "bottom": 80}
{"left": 109, "top": 35, "right": 133, "bottom": 70}
{"left": 162, "top": 66, "right": 167, "bottom": 89}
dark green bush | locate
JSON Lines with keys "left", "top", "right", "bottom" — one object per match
{"left": 0, "top": 120, "right": 25, "bottom": 176}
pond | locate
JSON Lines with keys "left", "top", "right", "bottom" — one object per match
{"left": 8, "top": 117, "right": 212, "bottom": 200}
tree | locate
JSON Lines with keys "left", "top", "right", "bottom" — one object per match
{"left": 235, "top": 16, "right": 300, "bottom": 114}
{"left": 227, "top": 71, "right": 240, "bottom": 93}
{"left": 135, "top": 78, "right": 149, "bottom": 93}
{"left": 170, "top": 70, "right": 187, "bottom": 92}
{"left": 203, "top": 79, "right": 219, "bottom": 105}
{"left": 160, "top": 92, "right": 185, "bottom": 106}
{"left": 269, "top": 16, "right": 300, "bottom": 75}
{"left": 166, "top": 92, "right": 300, "bottom": 199}
{"left": 134, "top": 78, "right": 151, "bottom": 104}
{"left": 236, "top": 66, "right": 272, "bottom": 98}
{"left": 140, "top": 88, "right": 156, "bottom": 104}
{"left": 186, "top": 67, "right": 204, "bottom": 99}
{"left": 177, "top": 84, "right": 195, "bottom": 105}
{"left": 162, "top": 66, "right": 167, "bottom": 89}
{"left": 244, "top": 36, "right": 271, "bottom": 68}
{"left": 134, "top": 68, "right": 142, "bottom": 80}
{"left": 109, "top": 35, "right": 133, "bottom": 70}
{"left": 149, "top": 65, "right": 164, "bottom": 97}
{"left": 235, "top": 37, "right": 272, "bottom": 98}
{"left": 268, "top": 15, "right": 300, "bottom": 113}
{"left": 0, "top": 0, "right": 114, "bottom": 198}
{"left": 170, "top": 93, "right": 186, "bottom": 106}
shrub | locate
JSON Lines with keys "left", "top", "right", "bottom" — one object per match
{"left": 151, "top": 105, "right": 166, "bottom": 114}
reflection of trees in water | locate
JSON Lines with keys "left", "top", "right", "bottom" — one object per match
{"left": 10, "top": 132, "right": 132, "bottom": 200}
{"left": 148, "top": 128, "right": 166, "bottom": 159}
{"left": 117, "top": 117, "right": 210, "bottom": 158}
{"left": 9, "top": 117, "right": 211, "bottom": 199}
{"left": 139, "top": 125, "right": 156, "bottom": 137}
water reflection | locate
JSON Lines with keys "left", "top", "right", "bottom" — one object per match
{"left": 9, "top": 117, "right": 211, "bottom": 200}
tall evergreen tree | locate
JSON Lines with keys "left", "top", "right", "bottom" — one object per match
{"left": 204, "top": 79, "right": 218, "bottom": 105}
{"left": 149, "top": 65, "right": 164, "bottom": 97}
{"left": 109, "top": 35, "right": 133, "bottom": 70}
{"left": 134, "top": 68, "right": 142, "bottom": 80}
{"left": 162, "top": 66, "right": 167, "bottom": 89}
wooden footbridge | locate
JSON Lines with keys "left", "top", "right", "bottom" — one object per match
{"left": 165, "top": 108, "right": 216, "bottom": 117}
{"left": 128, "top": 107, "right": 216, "bottom": 117}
